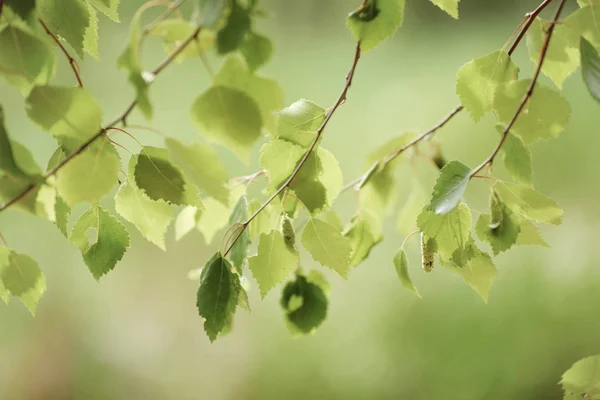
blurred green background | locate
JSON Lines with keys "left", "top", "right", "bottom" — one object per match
{"left": 1, "top": 0, "right": 599, "bottom": 399}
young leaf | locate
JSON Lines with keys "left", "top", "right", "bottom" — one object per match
{"left": 0, "top": 248, "right": 46, "bottom": 314}
{"left": 302, "top": 218, "right": 352, "bottom": 278}
{"left": 496, "top": 126, "right": 532, "bottom": 184}
{"left": 275, "top": 100, "right": 326, "bottom": 147}
{"left": 213, "top": 55, "right": 283, "bottom": 134}
{"left": 429, "top": 0, "right": 461, "bottom": 19}
{"left": 216, "top": 1, "right": 251, "bottom": 54}
{"left": 344, "top": 211, "right": 382, "bottom": 268}
{"left": 248, "top": 229, "right": 298, "bottom": 298}
{"left": 580, "top": 37, "right": 600, "bottom": 104}
{"left": 38, "top": 0, "right": 90, "bottom": 58}
{"left": 196, "top": 253, "right": 240, "bottom": 342}
{"left": 393, "top": 248, "right": 421, "bottom": 298}
{"left": 494, "top": 181, "right": 563, "bottom": 225}
{"left": 417, "top": 203, "right": 471, "bottom": 259}
{"left": 560, "top": 355, "right": 600, "bottom": 399}
{"left": 346, "top": 0, "right": 405, "bottom": 52}
{"left": 427, "top": 160, "right": 471, "bottom": 215}
{"left": 115, "top": 183, "right": 173, "bottom": 251}
{"left": 515, "top": 219, "right": 549, "bottom": 248}
{"left": 165, "top": 138, "right": 229, "bottom": 205}
{"left": 228, "top": 195, "right": 250, "bottom": 273}
{"left": 456, "top": 50, "right": 519, "bottom": 122}
{"left": 26, "top": 86, "right": 103, "bottom": 141}
{"left": 280, "top": 275, "right": 328, "bottom": 335}
{"left": 442, "top": 249, "right": 496, "bottom": 303}
{"left": 475, "top": 191, "right": 521, "bottom": 255}
{"left": 197, "top": 197, "right": 230, "bottom": 244}
{"left": 54, "top": 138, "right": 120, "bottom": 206}
{"left": 69, "top": 206, "right": 130, "bottom": 279}
{"left": 87, "top": 0, "right": 120, "bottom": 22}
{"left": 358, "top": 164, "right": 395, "bottom": 227}
{"left": 190, "top": 86, "right": 263, "bottom": 161}
{"left": 397, "top": 181, "right": 428, "bottom": 235}
{"left": 175, "top": 206, "right": 201, "bottom": 241}
{"left": 83, "top": 4, "right": 99, "bottom": 59}
{"left": 150, "top": 19, "right": 215, "bottom": 62}
{"left": 494, "top": 79, "right": 571, "bottom": 144}
{"left": 365, "top": 132, "right": 417, "bottom": 168}
{"left": 241, "top": 32, "right": 273, "bottom": 71}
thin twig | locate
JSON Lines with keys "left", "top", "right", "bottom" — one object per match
{"left": 223, "top": 43, "right": 363, "bottom": 257}
{"left": 0, "top": 27, "right": 203, "bottom": 214}
{"left": 38, "top": 19, "right": 84, "bottom": 88}
{"left": 341, "top": 0, "right": 555, "bottom": 193}
{"left": 471, "top": 0, "right": 567, "bottom": 177}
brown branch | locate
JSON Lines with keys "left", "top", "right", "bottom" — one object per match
{"left": 0, "top": 26, "right": 202, "bottom": 214}
{"left": 38, "top": 19, "right": 84, "bottom": 88}
{"left": 470, "top": 0, "right": 567, "bottom": 177}
{"left": 341, "top": 0, "right": 555, "bottom": 193}
{"left": 223, "top": 43, "right": 363, "bottom": 257}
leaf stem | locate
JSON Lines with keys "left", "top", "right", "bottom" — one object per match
{"left": 223, "top": 42, "right": 363, "bottom": 257}
{"left": 470, "top": 0, "right": 567, "bottom": 177}
{"left": 38, "top": 19, "right": 84, "bottom": 88}
{"left": 0, "top": 26, "right": 203, "bottom": 214}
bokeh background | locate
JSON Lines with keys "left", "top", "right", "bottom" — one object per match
{"left": 1, "top": 0, "right": 599, "bottom": 399}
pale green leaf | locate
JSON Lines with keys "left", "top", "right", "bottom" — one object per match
{"left": 191, "top": 86, "right": 262, "bottom": 161}
{"left": 280, "top": 274, "right": 327, "bottom": 335}
{"left": 248, "top": 229, "right": 298, "bottom": 298}
{"left": 427, "top": 160, "right": 471, "bottom": 214}
{"left": 344, "top": 211, "right": 382, "bottom": 268}
{"left": 248, "top": 199, "right": 275, "bottom": 240}
{"left": 497, "top": 126, "right": 532, "bottom": 184}
{"left": 359, "top": 164, "right": 395, "bottom": 228}
{"left": 275, "top": 99, "right": 326, "bottom": 147}
{"left": 150, "top": 19, "right": 215, "bottom": 61}
{"left": 196, "top": 253, "right": 240, "bottom": 342}
{"left": 174, "top": 206, "right": 201, "bottom": 241}
{"left": 417, "top": 202, "right": 471, "bottom": 259}
{"left": 165, "top": 138, "right": 229, "bottom": 205}
{"left": 346, "top": 0, "right": 405, "bottom": 52}
{"left": 39, "top": 0, "right": 89, "bottom": 58}
{"left": 429, "top": 0, "right": 460, "bottom": 19}
{"left": 493, "top": 79, "right": 571, "bottom": 144}
{"left": 443, "top": 250, "right": 496, "bottom": 302}
{"left": 456, "top": 50, "right": 519, "bottom": 121}
{"left": 86, "top": 0, "right": 120, "bottom": 22}
{"left": 393, "top": 248, "right": 421, "bottom": 297}
{"left": 561, "top": 355, "right": 600, "bottom": 399}
{"left": 241, "top": 31, "right": 273, "bottom": 71}
{"left": 302, "top": 218, "right": 352, "bottom": 278}
{"left": 494, "top": 181, "right": 563, "bottom": 225}
{"left": 197, "top": 197, "right": 230, "bottom": 244}
{"left": 365, "top": 132, "right": 417, "bottom": 168}
{"left": 26, "top": 86, "right": 103, "bottom": 142}
{"left": 115, "top": 183, "right": 173, "bottom": 251}
{"left": 515, "top": 219, "right": 549, "bottom": 248}
{"left": 475, "top": 191, "right": 521, "bottom": 255}
{"left": 83, "top": 3, "right": 99, "bottom": 59}
{"left": 0, "top": 248, "right": 46, "bottom": 314}
{"left": 397, "top": 181, "right": 428, "bottom": 236}
{"left": 69, "top": 206, "right": 130, "bottom": 279}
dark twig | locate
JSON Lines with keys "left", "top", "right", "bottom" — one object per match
{"left": 0, "top": 27, "right": 202, "bottom": 214}
{"left": 38, "top": 19, "right": 84, "bottom": 88}
{"left": 223, "top": 43, "right": 363, "bottom": 257}
{"left": 470, "top": 0, "right": 567, "bottom": 177}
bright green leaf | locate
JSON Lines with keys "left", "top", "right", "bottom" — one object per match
{"left": 0, "top": 248, "right": 46, "bottom": 314}
{"left": 515, "top": 219, "right": 549, "bottom": 248}
{"left": 397, "top": 181, "right": 428, "bottom": 235}
{"left": 39, "top": 0, "right": 90, "bottom": 58}
{"left": 442, "top": 249, "right": 496, "bottom": 302}
{"left": 393, "top": 248, "right": 421, "bottom": 297}
{"left": 344, "top": 211, "right": 382, "bottom": 268}
{"left": 429, "top": 0, "right": 460, "bottom": 19}
{"left": 275, "top": 99, "right": 325, "bottom": 147}
{"left": 86, "top": 0, "right": 120, "bottom": 22}
{"left": 561, "top": 355, "right": 600, "bottom": 399}
{"left": 417, "top": 202, "right": 471, "bottom": 259}
{"left": 494, "top": 181, "right": 563, "bottom": 225}
{"left": 198, "top": 197, "right": 230, "bottom": 244}
{"left": 475, "top": 191, "right": 521, "bottom": 255}
{"left": 427, "top": 160, "right": 471, "bottom": 214}
{"left": 346, "top": 0, "right": 405, "bottom": 52}
{"left": 241, "top": 31, "right": 273, "bottom": 71}
{"left": 83, "top": 3, "right": 99, "bottom": 59}
{"left": 302, "top": 218, "right": 352, "bottom": 278}
{"left": 497, "top": 126, "right": 532, "bottom": 184}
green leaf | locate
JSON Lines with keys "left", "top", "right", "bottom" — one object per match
{"left": 581, "top": 37, "right": 600, "bottom": 104}
{"left": 515, "top": 219, "right": 549, "bottom": 248}
{"left": 0, "top": 106, "right": 31, "bottom": 180}
{"left": 475, "top": 191, "right": 521, "bottom": 255}
{"left": 302, "top": 218, "right": 352, "bottom": 278}
{"left": 133, "top": 147, "right": 201, "bottom": 207}
{"left": 217, "top": 1, "right": 251, "bottom": 54}
{"left": 26, "top": 86, "right": 102, "bottom": 141}
{"left": 83, "top": 4, "right": 99, "bottom": 59}
{"left": 248, "top": 229, "right": 298, "bottom": 298}
{"left": 197, "top": 197, "right": 230, "bottom": 244}
{"left": 174, "top": 206, "right": 201, "bottom": 241}
{"left": 150, "top": 19, "right": 215, "bottom": 62}
{"left": 69, "top": 206, "right": 130, "bottom": 279}
{"left": 248, "top": 199, "right": 275, "bottom": 240}
{"left": 86, "top": 0, "right": 120, "bottom": 22}
{"left": 115, "top": 183, "right": 173, "bottom": 251}
{"left": 54, "top": 137, "right": 120, "bottom": 206}
{"left": 344, "top": 211, "right": 382, "bottom": 268}
{"left": 365, "top": 132, "right": 417, "bottom": 168}
{"left": 456, "top": 50, "right": 519, "bottom": 122}
{"left": 165, "top": 138, "right": 229, "bottom": 205}
{"left": 0, "top": 23, "right": 54, "bottom": 94}
{"left": 0, "top": 248, "right": 46, "bottom": 314}
{"left": 280, "top": 275, "right": 328, "bottom": 335}
{"left": 358, "top": 164, "right": 395, "bottom": 227}
{"left": 190, "top": 86, "right": 263, "bottom": 161}
{"left": 5, "top": 0, "right": 37, "bottom": 19}
{"left": 393, "top": 248, "right": 421, "bottom": 298}
{"left": 527, "top": 18, "right": 579, "bottom": 89}
{"left": 560, "top": 355, "right": 600, "bottom": 399}
{"left": 198, "top": 0, "right": 226, "bottom": 28}
{"left": 214, "top": 55, "right": 283, "bottom": 134}
{"left": 494, "top": 181, "right": 563, "bottom": 225}
{"left": 426, "top": 160, "right": 471, "bottom": 215}
{"left": 429, "top": 0, "right": 460, "bottom": 19}
{"left": 196, "top": 253, "right": 240, "bottom": 342}
{"left": 241, "top": 31, "right": 273, "bottom": 71}
{"left": 275, "top": 99, "right": 326, "bottom": 147}
{"left": 260, "top": 139, "right": 304, "bottom": 187}
{"left": 228, "top": 195, "right": 250, "bottom": 274}
{"left": 442, "top": 248, "right": 496, "bottom": 302}
{"left": 346, "top": 0, "right": 405, "bottom": 52}
{"left": 38, "top": 0, "right": 90, "bottom": 58}
{"left": 417, "top": 202, "right": 471, "bottom": 259}
{"left": 493, "top": 79, "right": 571, "bottom": 144}
{"left": 397, "top": 181, "right": 428, "bottom": 236}
{"left": 496, "top": 126, "right": 532, "bottom": 184}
